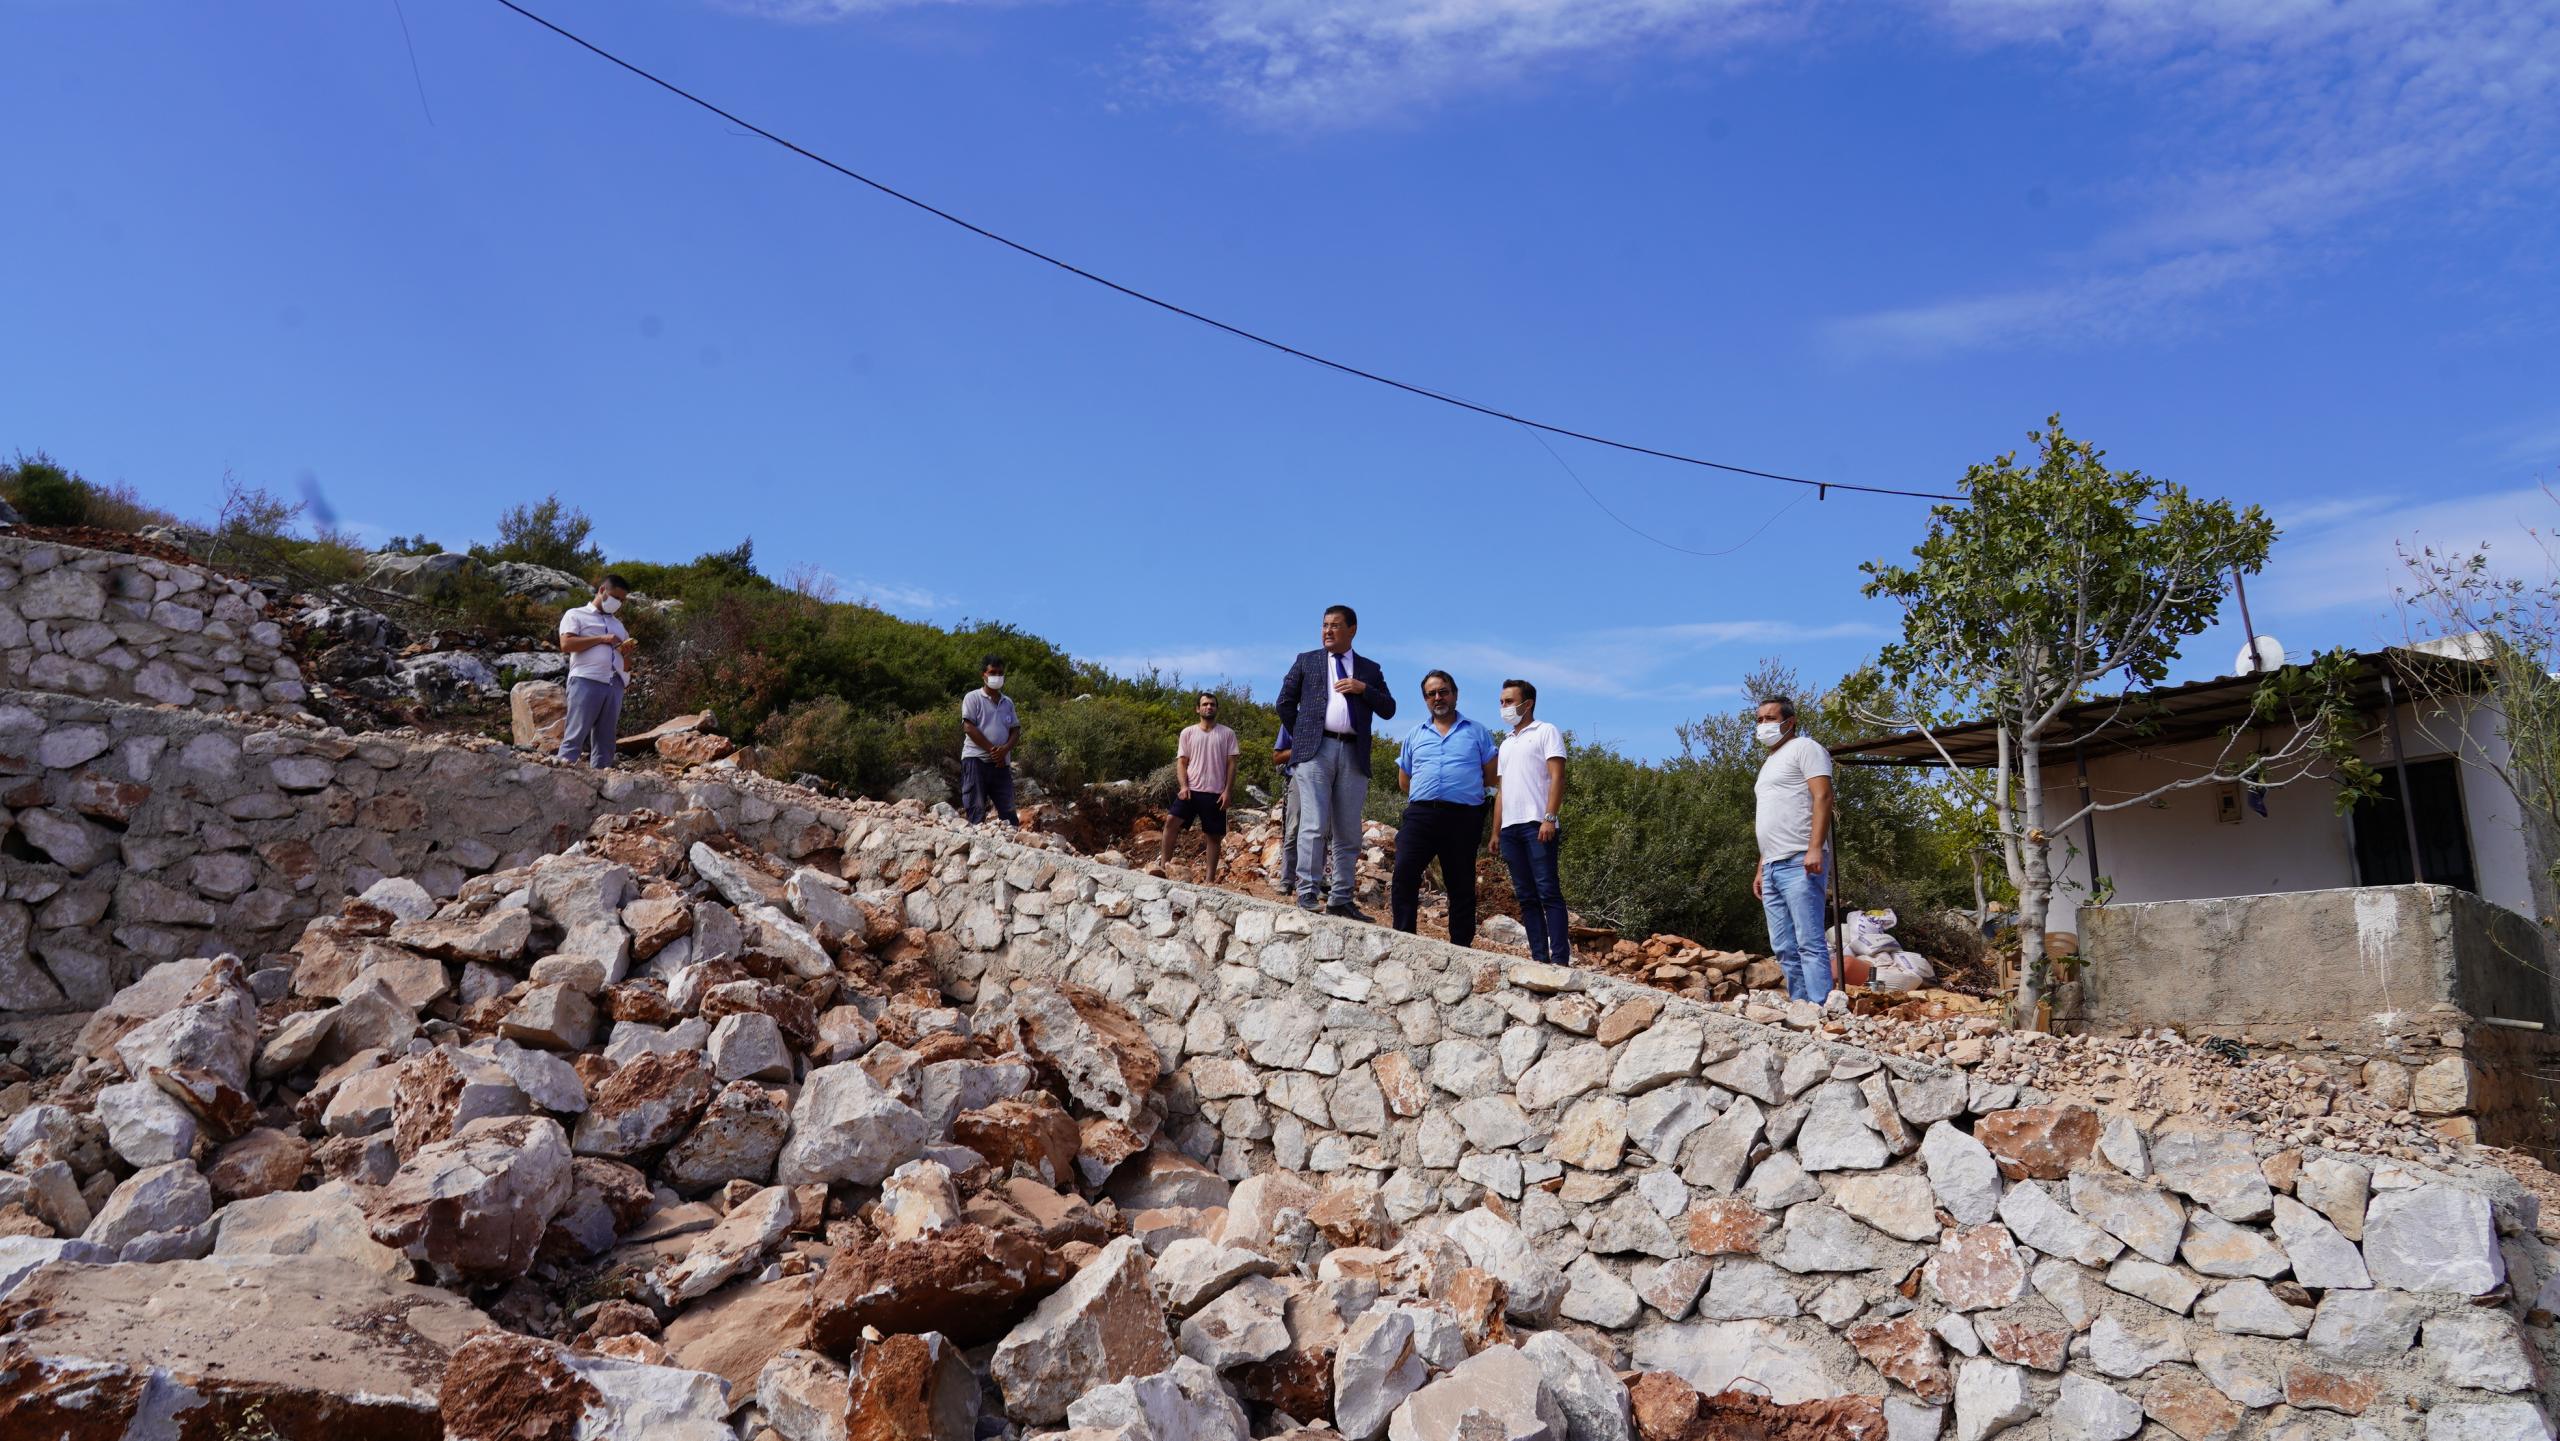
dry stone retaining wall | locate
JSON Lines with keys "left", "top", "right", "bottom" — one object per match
{"left": 4, "top": 695, "right": 2556, "bottom": 1437}
{"left": 0, "top": 534, "right": 309, "bottom": 719}
{"left": 826, "top": 813, "right": 2560, "bottom": 1439}
{"left": 1, "top": 691, "right": 887, "bottom": 1013}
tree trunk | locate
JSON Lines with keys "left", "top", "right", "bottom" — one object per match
{"left": 2015, "top": 724, "right": 2052, "bottom": 1024}
{"left": 1968, "top": 850, "right": 1987, "bottom": 927}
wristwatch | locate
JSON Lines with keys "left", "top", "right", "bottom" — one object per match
{"left": 1542, "top": 812, "right": 1560, "bottom": 826}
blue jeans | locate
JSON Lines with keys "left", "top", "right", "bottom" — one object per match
{"left": 962, "top": 758, "right": 1017, "bottom": 825}
{"left": 558, "top": 676, "right": 624, "bottom": 768}
{"left": 1293, "top": 736, "right": 1366, "bottom": 906}
{"left": 1762, "top": 855, "right": 1831, "bottom": 1001}
{"left": 1499, "top": 823, "right": 1569, "bottom": 966}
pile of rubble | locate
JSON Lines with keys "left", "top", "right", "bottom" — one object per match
{"left": 0, "top": 807, "right": 1667, "bottom": 1439}
{"left": 1583, "top": 935, "right": 1775, "bottom": 1005}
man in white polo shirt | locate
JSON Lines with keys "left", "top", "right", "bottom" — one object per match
{"left": 556, "top": 573, "right": 635, "bottom": 768}
{"left": 1490, "top": 678, "right": 1571, "bottom": 965}
{"left": 1753, "top": 693, "right": 1835, "bottom": 1003}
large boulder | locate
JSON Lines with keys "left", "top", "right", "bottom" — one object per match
{"left": 0, "top": 1257, "right": 488, "bottom": 1441}
{"left": 777, "top": 1062, "right": 932, "bottom": 1187}
{"left": 440, "top": 1331, "right": 734, "bottom": 1441}
{"left": 364, "top": 550, "right": 484, "bottom": 598}
{"left": 360, "top": 1114, "right": 574, "bottom": 1283}
{"left": 990, "top": 1236, "right": 1178, "bottom": 1423}
{"left": 808, "top": 1223, "right": 1073, "bottom": 1351}
{"left": 486, "top": 560, "right": 591, "bottom": 603}
{"left": 512, "top": 679, "right": 569, "bottom": 749}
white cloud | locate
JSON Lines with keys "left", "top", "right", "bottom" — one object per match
{"left": 840, "top": 576, "right": 958, "bottom": 611}
{"left": 1088, "top": 645, "right": 1273, "bottom": 683}
{"left": 1827, "top": 0, "right": 2560, "bottom": 354}
{"left": 2254, "top": 483, "right": 2558, "bottom": 621}
{"left": 1156, "top": 0, "right": 1792, "bottom": 125}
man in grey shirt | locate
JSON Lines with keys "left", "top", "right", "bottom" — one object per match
{"left": 961, "top": 654, "right": 1022, "bottom": 826}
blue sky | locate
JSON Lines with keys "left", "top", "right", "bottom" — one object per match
{"left": 5, "top": 0, "right": 2557, "bottom": 757}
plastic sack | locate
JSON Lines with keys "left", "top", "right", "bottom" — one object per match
{"left": 1868, "top": 950, "right": 1935, "bottom": 991}
{"left": 1843, "top": 909, "right": 1902, "bottom": 959}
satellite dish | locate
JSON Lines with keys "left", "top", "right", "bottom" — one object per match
{"left": 2232, "top": 635, "right": 2285, "bottom": 675}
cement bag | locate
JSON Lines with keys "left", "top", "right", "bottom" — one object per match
{"left": 1868, "top": 950, "right": 1934, "bottom": 992}
{"left": 1843, "top": 909, "right": 1902, "bottom": 960}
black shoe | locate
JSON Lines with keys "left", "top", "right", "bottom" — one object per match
{"left": 1325, "top": 903, "right": 1373, "bottom": 922}
{"left": 1297, "top": 897, "right": 1322, "bottom": 912}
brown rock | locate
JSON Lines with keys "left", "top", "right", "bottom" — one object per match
{"left": 1843, "top": 1316, "right": 1950, "bottom": 1403}
{"left": 1628, "top": 1372, "right": 1888, "bottom": 1441}
{"left": 1447, "top": 1267, "right": 1510, "bottom": 1352}
{"left": 1373, "top": 1051, "right": 1428, "bottom": 1117}
{"left": 1974, "top": 1104, "right": 2101, "bottom": 1181}
{"left": 2144, "top": 1371, "right": 2244, "bottom": 1441}
{"left": 605, "top": 981, "right": 681, "bottom": 1025}
{"left": 1008, "top": 985, "right": 1162, "bottom": 1122}
{"left": 624, "top": 889, "right": 693, "bottom": 961}
{"left": 1686, "top": 1198, "right": 1774, "bottom": 1256}
{"left": 1924, "top": 1224, "right": 2031, "bottom": 1312}
{"left": 659, "top": 731, "right": 736, "bottom": 767}
{"left": 1597, "top": 996, "right": 1665, "bottom": 1047}
{"left": 846, "top": 1331, "right": 980, "bottom": 1441}
{"left": 662, "top": 1271, "right": 816, "bottom": 1401}
{"left": 1629, "top": 1371, "right": 1706, "bottom": 1441}
{"left": 571, "top": 1048, "right": 714, "bottom": 1159}
{"left": 207, "top": 1127, "right": 310, "bottom": 1203}
{"left": 1308, "top": 1182, "right": 1395, "bottom": 1250}
{"left": 439, "top": 1332, "right": 604, "bottom": 1441}
{"left": 502, "top": 983, "right": 599, "bottom": 1051}
{"left": 953, "top": 1092, "right": 1082, "bottom": 1188}
{"left": 511, "top": 679, "right": 568, "bottom": 750}
{"left": 1236, "top": 1352, "right": 1334, "bottom": 1425}
{"left": 807, "top": 1223, "right": 1073, "bottom": 1351}
{"left": 703, "top": 979, "right": 822, "bottom": 1054}
{"left": 2282, "top": 1365, "right": 2379, "bottom": 1415}
{"left": 0, "top": 1257, "right": 487, "bottom": 1441}
{"left": 1977, "top": 1318, "right": 2068, "bottom": 1372}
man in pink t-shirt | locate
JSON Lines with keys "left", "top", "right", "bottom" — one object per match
{"left": 1157, "top": 692, "right": 1238, "bottom": 883}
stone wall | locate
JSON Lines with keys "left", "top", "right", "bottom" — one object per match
{"left": 6, "top": 694, "right": 2556, "bottom": 1436}
{"left": 0, "top": 534, "right": 309, "bottom": 719}
{"left": 821, "top": 812, "right": 2560, "bottom": 1437}
{"left": 2070, "top": 886, "right": 2560, "bottom": 1163}
{"left": 0, "top": 690, "right": 886, "bottom": 1013}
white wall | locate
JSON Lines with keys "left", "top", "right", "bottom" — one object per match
{"left": 2041, "top": 693, "right": 2535, "bottom": 932}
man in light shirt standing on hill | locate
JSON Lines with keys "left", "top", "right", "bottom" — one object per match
{"left": 1157, "top": 692, "right": 1238, "bottom": 883}
{"left": 555, "top": 573, "right": 635, "bottom": 769}
{"left": 1753, "top": 694, "right": 1836, "bottom": 1004}
{"left": 1490, "top": 678, "right": 1571, "bottom": 966}
{"left": 960, "top": 655, "right": 1022, "bottom": 827}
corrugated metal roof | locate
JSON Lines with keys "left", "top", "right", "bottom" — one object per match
{"left": 1831, "top": 647, "right": 2492, "bottom": 768}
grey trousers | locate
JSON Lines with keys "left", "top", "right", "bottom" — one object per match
{"left": 1292, "top": 735, "right": 1366, "bottom": 905}
{"left": 559, "top": 676, "right": 624, "bottom": 768}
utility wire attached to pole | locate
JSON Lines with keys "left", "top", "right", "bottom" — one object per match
{"left": 484, "top": 0, "right": 1963, "bottom": 504}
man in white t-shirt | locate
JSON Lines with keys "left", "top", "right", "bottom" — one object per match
{"left": 1752, "top": 694, "right": 1836, "bottom": 1003}
{"left": 555, "top": 574, "right": 635, "bottom": 768}
{"left": 1490, "top": 678, "right": 1571, "bottom": 966}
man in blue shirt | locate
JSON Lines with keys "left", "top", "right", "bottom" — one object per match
{"left": 1392, "top": 670, "right": 1500, "bottom": 946}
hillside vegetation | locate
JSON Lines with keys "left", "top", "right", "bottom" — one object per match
{"left": 3, "top": 451, "right": 1987, "bottom": 954}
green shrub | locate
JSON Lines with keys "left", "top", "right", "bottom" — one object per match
{"left": 6, "top": 459, "right": 83, "bottom": 525}
{"left": 475, "top": 494, "right": 604, "bottom": 575}
{"left": 1019, "top": 694, "right": 1182, "bottom": 795}
{"left": 757, "top": 696, "right": 907, "bottom": 793}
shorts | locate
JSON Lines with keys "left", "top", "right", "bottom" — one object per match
{"left": 1169, "top": 792, "right": 1228, "bottom": 838}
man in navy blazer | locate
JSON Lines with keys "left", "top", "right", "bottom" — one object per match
{"left": 1274, "top": 604, "right": 1396, "bottom": 916}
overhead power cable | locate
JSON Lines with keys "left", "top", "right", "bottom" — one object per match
{"left": 486, "top": 0, "right": 1964, "bottom": 503}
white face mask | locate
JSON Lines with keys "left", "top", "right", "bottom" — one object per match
{"left": 597, "top": 594, "right": 623, "bottom": 615}
{"left": 1755, "top": 720, "right": 1785, "bottom": 747}
{"left": 1499, "top": 706, "right": 1522, "bottom": 729}
{"left": 983, "top": 675, "right": 1004, "bottom": 692}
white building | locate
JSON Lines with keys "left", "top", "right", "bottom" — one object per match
{"left": 1832, "top": 645, "right": 2546, "bottom": 934}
